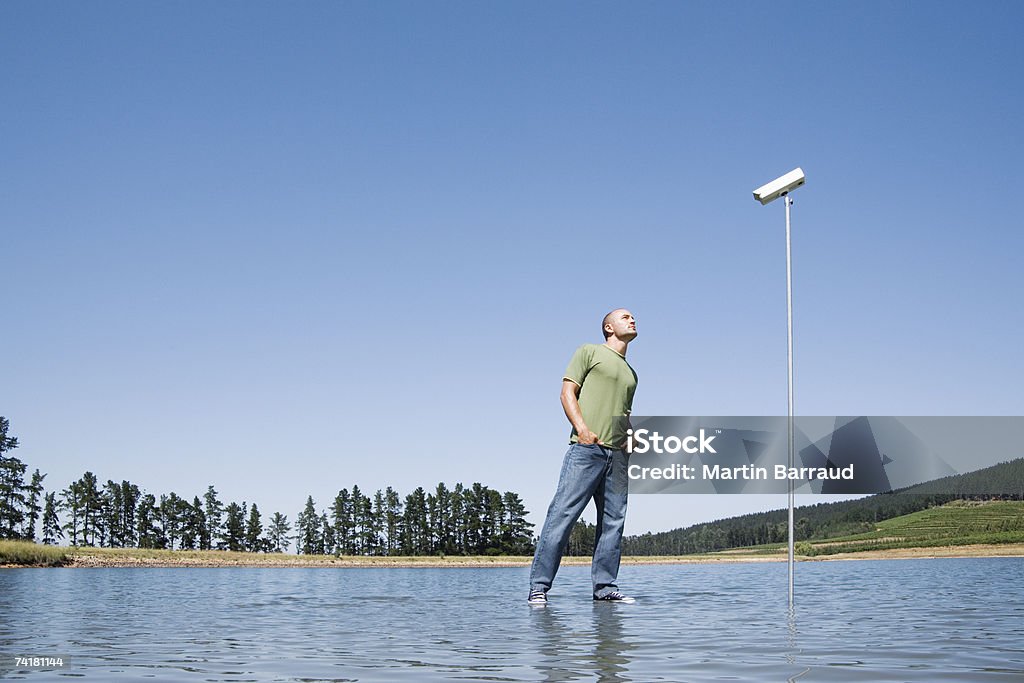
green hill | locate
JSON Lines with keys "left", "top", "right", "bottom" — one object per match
{"left": 619, "top": 458, "right": 1024, "bottom": 556}
{"left": 794, "top": 499, "right": 1024, "bottom": 556}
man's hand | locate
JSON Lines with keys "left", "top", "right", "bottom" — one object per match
{"left": 577, "top": 429, "right": 601, "bottom": 445}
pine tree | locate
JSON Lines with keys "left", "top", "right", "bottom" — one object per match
{"left": 0, "top": 417, "right": 19, "bottom": 455}
{"left": 119, "top": 481, "right": 141, "bottom": 548}
{"left": 431, "top": 483, "right": 452, "bottom": 555}
{"left": 425, "top": 492, "right": 437, "bottom": 553}
{"left": 184, "top": 496, "right": 206, "bottom": 550}
{"left": 0, "top": 456, "right": 28, "bottom": 539}
{"left": 22, "top": 469, "right": 46, "bottom": 541}
{"left": 369, "top": 490, "right": 385, "bottom": 556}
{"left": 41, "top": 492, "right": 62, "bottom": 545}
{"left": 350, "top": 485, "right": 365, "bottom": 554}
{"left": 501, "top": 491, "right": 534, "bottom": 555}
{"left": 224, "top": 502, "right": 245, "bottom": 552}
{"left": 80, "top": 472, "right": 102, "bottom": 546}
{"left": 332, "top": 488, "right": 353, "bottom": 555}
{"left": 246, "top": 503, "right": 264, "bottom": 552}
{"left": 320, "top": 512, "right": 334, "bottom": 556}
{"left": 61, "top": 472, "right": 102, "bottom": 546}
{"left": 482, "top": 487, "right": 504, "bottom": 553}
{"left": 179, "top": 497, "right": 203, "bottom": 550}
{"left": 136, "top": 493, "right": 161, "bottom": 549}
{"left": 383, "top": 486, "right": 402, "bottom": 556}
{"left": 358, "top": 492, "right": 376, "bottom": 555}
{"left": 0, "top": 417, "right": 27, "bottom": 539}
{"left": 160, "top": 493, "right": 186, "bottom": 550}
{"left": 401, "top": 487, "right": 429, "bottom": 555}
{"left": 60, "top": 481, "right": 82, "bottom": 545}
{"left": 203, "top": 486, "right": 224, "bottom": 550}
{"left": 296, "top": 496, "right": 320, "bottom": 555}
{"left": 267, "top": 512, "right": 290, "bottom": 553}
{"left": 464, "top": 483, "right": 486, "bottom": 554}
{"left": 100, "top": 480, "right": 123, "bottom": 547}
{"left": 451, "top": 483, "right": 465, "bottom": 554}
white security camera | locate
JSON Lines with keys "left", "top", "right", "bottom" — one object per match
{"left": 752, "top": 168, "right": 805, "bottom": 205}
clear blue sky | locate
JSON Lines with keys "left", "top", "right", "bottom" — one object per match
{"left": 4, "top": 2, "right": 1022, "bottom": 536}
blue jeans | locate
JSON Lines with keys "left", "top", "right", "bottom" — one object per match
{"left": 529, "top": 442, "right": 629, "bottom": 598}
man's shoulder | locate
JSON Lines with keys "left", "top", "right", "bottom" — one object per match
{"left": 564, "top": 344, "right": 598, "bottom": 383}
{"left": 567, "top": 343, "right": 601, "bottom": 357}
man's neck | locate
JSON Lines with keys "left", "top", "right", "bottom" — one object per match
{"left": 603, "top": 338, "right": 629, "bottom": 357}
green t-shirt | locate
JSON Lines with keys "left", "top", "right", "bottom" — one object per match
{"left": 563, "top": 343, "right": 638, "bottom": 449}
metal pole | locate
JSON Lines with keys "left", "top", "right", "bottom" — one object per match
{"left": 785, "top": 194, "right": 795, "bottom": 611}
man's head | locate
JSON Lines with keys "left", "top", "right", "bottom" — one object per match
{"left": 602, "top": 309, "right": 637, "bottom": 342}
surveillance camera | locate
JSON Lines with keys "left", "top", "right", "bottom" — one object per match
{"left": 752, "top": 168, "right": 805, "bottom": 205}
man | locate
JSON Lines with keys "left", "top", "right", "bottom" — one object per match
{"left": 528, "top": 308, "right": 638, "bottom": 604}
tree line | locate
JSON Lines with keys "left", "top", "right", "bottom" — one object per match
{"left": 0, "top": 417, "right": 534, "bottom": 556}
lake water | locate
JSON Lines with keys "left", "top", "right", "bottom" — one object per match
{"left": 1, "top": 558, "right": 1022, "bottom": 681}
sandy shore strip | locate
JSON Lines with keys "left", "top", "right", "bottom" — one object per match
{"left": 64, "top": 554, "right": 784, "bottom": 568}
{"left": 43, "top": 543, "right": 1024, "bottom": 568}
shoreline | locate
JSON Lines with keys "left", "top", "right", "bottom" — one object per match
{"left": 2, "top": 543, "right": 1015, "bottom": 568}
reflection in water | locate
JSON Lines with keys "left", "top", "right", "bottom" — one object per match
{"left": 786, "top": 605, "right": 811, "bottom": 682}
{"left": 530, "top": 603, "right": 632, "bottom": 682}
{"left": 532, "top": 607, "right": 584, "bottom": 683}
{"left": 592, "top": 603, "right": 632, "bottom": 683}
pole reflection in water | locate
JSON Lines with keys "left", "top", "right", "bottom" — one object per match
{"left": 786, "top": 604, "right": 811, "bottom": 682}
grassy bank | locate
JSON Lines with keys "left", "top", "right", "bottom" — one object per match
{"left": 0, "top": 539, "right": 71, "bottom": 567}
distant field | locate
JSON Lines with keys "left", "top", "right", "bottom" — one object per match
{"left": 791, "top": 500, "right": 1024, "bottom": 556}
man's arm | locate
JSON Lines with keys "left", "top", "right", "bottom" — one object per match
{"left": 561, "top": 379, "right": 600, "bottom": 445}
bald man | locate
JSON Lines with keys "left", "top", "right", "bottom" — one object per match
{"left": 528, "top": 309, "right": 639, "bottom": 604}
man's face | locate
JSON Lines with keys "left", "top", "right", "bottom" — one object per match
{"left": 606, "top": 310, "right": 637, "bottom": 341}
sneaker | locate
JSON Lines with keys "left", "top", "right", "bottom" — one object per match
{"left": 527, "top": 589, "right": 548, "bottom": 605}
{"left": 594, "top": 591, "right": 635, "bottom": 603}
